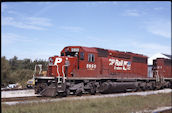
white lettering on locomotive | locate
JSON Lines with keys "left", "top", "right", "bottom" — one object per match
{"left": 54, "top": 58, "right": 62, "bottom": 65}
{"left": 71, "top": 48, "right": 79, "bottom": 52}
{"left": 86, "top": 64, "right": 96, "bottom": 70}
{"left": 109, "top": 58, "right": 131, "bottom": 70}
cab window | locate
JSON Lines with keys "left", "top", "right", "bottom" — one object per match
{"left": 88, "top": 54, "right": 95, "bottom": 62}
{"left": 80, "top": 52, "right": 84, "bottom": 60}
{"left": 61, "top": 53, "right": 64, "bottom": 56}
{"left": 65, "top": 51, "right": 78, "bottom": 57}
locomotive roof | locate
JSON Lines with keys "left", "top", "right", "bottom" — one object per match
{"left": 62, "top": 46, "right": 147, "bottom": 58}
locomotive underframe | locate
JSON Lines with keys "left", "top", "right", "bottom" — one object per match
{"left": 34, "top": 76, "right": 172, "bottom": 97}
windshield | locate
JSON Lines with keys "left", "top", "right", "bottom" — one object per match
{"left": 65, "top": 52, "right": 78, "bottom": 57}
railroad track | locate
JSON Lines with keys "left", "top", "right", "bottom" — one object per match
{"left": 1, "top": 96, "right": 50, "bottom": 102}
{"left": 2, "top": 88, "right": 172, "bottom": 105}
{"left": 1, "top": 88, "right": 32, "bottom": 91}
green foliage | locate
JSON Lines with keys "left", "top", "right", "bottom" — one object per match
{"left": 1, "top": 56, "right": 11, "bottom": 86}
{"left": 1, "top": 56, "right": 48, "bottom": 87}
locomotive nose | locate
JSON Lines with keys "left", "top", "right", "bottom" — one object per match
{"left": 54, "top": 57, "right": 70, "bottom": 66}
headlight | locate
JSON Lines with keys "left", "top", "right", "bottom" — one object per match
{"left": 49, "top": 58, "right": 53, "bottom": 65}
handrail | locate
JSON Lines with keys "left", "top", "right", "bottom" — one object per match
{"left": 62, "top": 65, "right": 68, "bottom": 83}
{"left": 56, "top": 65, "right": 61, "bottom": 83}
{"left": 34, "top": 64, "right": 42, "bottom": 75}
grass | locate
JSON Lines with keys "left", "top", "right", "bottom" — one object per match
{"left": 2, "top": 93, "right": 172, "bottom": 113}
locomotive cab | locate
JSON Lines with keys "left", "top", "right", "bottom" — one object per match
{"left": 47, "top": 46, "right": 86, "bottom": 82}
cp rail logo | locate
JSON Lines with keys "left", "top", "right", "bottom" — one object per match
{"left": 54, "top": 58, "right": 62, "bottom": 65}
{"left": 109, "top": 58, "right": 131, "bottom": 70}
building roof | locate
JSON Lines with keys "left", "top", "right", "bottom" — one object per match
{"left": 148, "top": 53, "right": 171, "bottom": 65}
{"left": 162, "top": 53, "right": 172, "bottom": 59}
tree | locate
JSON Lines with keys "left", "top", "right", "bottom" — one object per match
{"left": 22, "top": 58, "right": 32, "bottom": 69}
{"left": 1, "top": 56, "right": 11, "bottom": 86}
{"left": 9, "top": 56, "right": 18, "bottom": 70}
{"left": 1, "top": 56, "right": 49, "bottom": 87}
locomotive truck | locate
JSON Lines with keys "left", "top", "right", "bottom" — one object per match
{"left": 34, "top": 46, "right": 172, "bottom": 97}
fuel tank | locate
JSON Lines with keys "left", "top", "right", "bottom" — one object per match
{"left": 99, "top": 82, "right": 137, "bottom": 93}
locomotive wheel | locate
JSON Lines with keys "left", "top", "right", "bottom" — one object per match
{"left": 146, "top": 83, "right": 152, "bottom": 90}
{"left": 136, "top": 83, "right": 142, "bottom": 91}
{"left": 151, "top": 82, "right": 156, "bottom": 90}
{"left": 59, "top": 91, "right": 67, "bottom": 97}
{"left": 61, "top": 89, "right": 70, "bottom": 97}
{"left": 167, "top": 82, "right": 171, "bottom": 88}
{"left": 90, "top": 87, "right": 96, "bottom": 95}
{"left": 89, "top": 83, "right": 96, "bottom": 95}
{"left": 140, "top": 86, "right": 146, "bottom": 91}
{"left": 136, "top": 86, "right": 142, "bottom": 91}
{"left": 160, "top": 84, "right": 164, "bottom": 89}
{"left": 75, "top": 89, "right": 82, "bottom": 96}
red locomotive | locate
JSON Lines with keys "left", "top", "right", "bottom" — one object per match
{"left": 34, "top": 46, "right": 172, "bottom": 97}
{"left": 153, "top": 58, "right": 172, "bottom": 79}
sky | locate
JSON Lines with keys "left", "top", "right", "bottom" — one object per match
{"left": 1, "top": 1, "right": 171, "bottom": 61}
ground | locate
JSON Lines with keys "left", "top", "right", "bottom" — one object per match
{"left": 2, "top": 92, "right": 171, "bottom": 113}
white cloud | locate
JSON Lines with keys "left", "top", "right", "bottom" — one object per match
{"left": 17, "top": 50, "right": 54, "bottom": 61}
{"left": 1, "top": 3, "right": 8, "bottom": 12}
{"left": 2, "top": 33, "right": 34, "bottom": 45}
{"left": 154, "top": 7, "right": 163, "bottom": 10}
{"left": 2, "top": 33, "right": 18, "bottom": 45}
{"left": 59, "top": 26, "right": 84, "bottom": 32}
{"left": 36, "top": 2, "right": 53, "bottom": 5}
{"left": 82, "top": 2, "right": 117, "bottom": 7}
{"left": 33, "top": 3, "right": 57, "bottom": 16}
{"left": 2, "top": 16, "right": 52, "bottom": 30}
{"left": 26, "top": 17, "right": 52, "bottom": 27}
{"left": 145, "top": 20, "right": 171, "bottom": 38}
{"left": 7, "top": 10, "right": 26, "bottom": 17}
{"left": 112, "top": 2, "right": 118, "bottom": 5}
{"left": 123, "top": 9, "right": 140, "bottom": 16}
{"left": 131, "top": 42, "right": 171, "bottom": 57}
